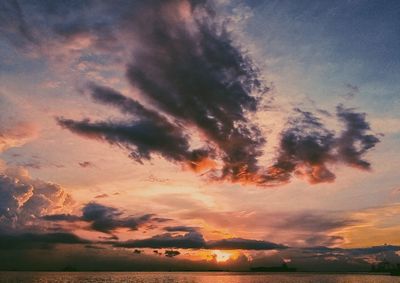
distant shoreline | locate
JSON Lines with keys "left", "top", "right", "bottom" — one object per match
{"left": 0, "top": 270, "right": 393, "bottom": 275}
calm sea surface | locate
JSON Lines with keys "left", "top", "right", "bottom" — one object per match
{"left": 0, "top": 272, "right": 399, "bottom": 283}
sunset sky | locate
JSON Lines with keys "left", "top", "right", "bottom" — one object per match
{"left": 0, "top": 0, "right": 399, "bottom": 271}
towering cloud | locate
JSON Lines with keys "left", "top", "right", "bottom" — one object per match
{"left": 0, "top": 168, "right": 74, "bottom": 232}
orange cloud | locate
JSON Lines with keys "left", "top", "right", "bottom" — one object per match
{"left": 0, "top": 122, "right": 38, "bottom": 152}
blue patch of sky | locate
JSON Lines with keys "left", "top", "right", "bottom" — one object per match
{"left": 243, "top": 0, "right": 400, "bottom": 116}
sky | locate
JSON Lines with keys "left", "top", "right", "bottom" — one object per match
{"left": 0, "top": 0, "right": 399, "bottom": 272}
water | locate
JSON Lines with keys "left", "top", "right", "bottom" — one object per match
{"left": 0, "top": 272, "right": 399, "bottom": 283}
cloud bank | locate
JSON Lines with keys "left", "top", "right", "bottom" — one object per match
{"left": 114, "top": 230, "right": 285, "bottom": 251}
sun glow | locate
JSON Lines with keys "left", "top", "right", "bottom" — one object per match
{"left": 213, "top": 250, "right": 232, "bottom": 262}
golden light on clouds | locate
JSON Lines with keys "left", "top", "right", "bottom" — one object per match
{"left": 212, "top": 250, "right": 233, "bottom": 262}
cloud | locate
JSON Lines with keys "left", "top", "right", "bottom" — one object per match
{"left": 115, "top": 231, "right": 206, "bottom": 249}
{"left": 266, "top": 108, "right": 337, "bottom": 184}
{"left": 0, "top": 232, "right": 88, "bottom": 250}
{"left": 0, "top": 243, "right": 245, "bottom": 271}
{"left": 301, "top": 244, "right": 400, "bottom": 267}
{"left": 41, "top": 214, "right": 81, "bottom": 222}
{"left": 0, "top": 0, "right": 122, "bottom": 60}
{"left": 164, "top": 226, "right": 199, "bottom": 232}
{"left": 335, "top": 105, "right": 380, "bottom": 169}
{"left": 43, "top": 202, "right": 162, "bottom": 235}
{"left": 3, "top": 0, "right": 379, "bottom": 186}
{"left": 207, "top": 238, "right": 286, "bottom": 250}
{"left": 0, "top": 122, "right": 38, "bottom": 153}
{"left": 0, "top": 93, "right": 38, "bottom": 154}
{"left": 55, "top": 0, "right": 269, "bottom": 184}
{"left": 0, "top": 167, "right": 74, "bottom": 232}
{"left": 343, "top": 83, "right": 359, "bottom": 99}
{"left": 268, "top": 106, "right": 379, "bottom": 184}
{"left": 345, "top": 245, "right": 400, "bottom": 256}
{"left": 114, "top": 231, "right": 285, "bottom": 250}
{"left": 0, "top": 240, "right": 398, "bottom": 272}
{"left": 53, "top": 0, "right": 380, "bottom": 186}
{"left": 303, "top": 235, "right": 345, "bottom": 247}
{"left": 82, "top": 202, "right": 154, "bottom": 234}
{"left": 165, "top": 250, "right": 180, "bottom": 257}
{"left": 78, "top": 161, "right": 93, "bottom": 168}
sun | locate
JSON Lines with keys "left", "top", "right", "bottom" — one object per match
{"left": 213, "top": 250, "right": 232, "bottom": 262}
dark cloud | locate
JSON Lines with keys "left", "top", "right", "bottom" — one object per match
{"left": 3, "top": 0, "right": 378, "bottom": 186}
{"left": 78, "top": 161, "right": 93, "bottom": 168}
{"left": 43, "top": 202, "right": 157, "bottom": 235}
{"left": 304, "top": 235, "right": 345, "bottom": 247}
{"left": 57, "top": 117, "right": 208, "bottom": 167}
{"left": 56, "top": 0, "right": 269, "bottom": 183}
{"left": 57, "top": 84, "right": 212, "bottom": 166}
{"left": 114, "top": 231, "right": 285, "bottom": 250}
{"left": 0, "top": 244, "right": 236, "bottom": 272}
{"left": 164, "top": 226, "right": 199, "bottom": 232}
{"left": 165, "top": 250, "right": 180, "bottom": 257}
{"left": 115, "top": 231, "right": 206, "bottom": 249}
{"left": 265, "top": 108, "right": 337, "bottom": 184}
{"left": 335, "top": 105, "right": 380, "bottom": 169}
{"left": 344, "top": 83, "right": 359, "bottom": 99}
{"left": 123, "top": 0, "right": 267, "bottom": 182}
{"left": 302, "top": 244, "right": 400, "bottom": 267}
{"left": 0, "top": 232, "right": 88, "bottom": 250}
{"left": 52, "top": 0, "right": 379, "bottom": 186}
{"left": 0, "top": 238, "right": 399, "bottom": 272}
{"left": 268, "top": 106, "right": 379, "bottom": 184}
{"left": 41, "top": 214, "right": 81, "bottom": 222}
{"left": 347, "top": 245, "right": 400, "bottom": 256}
{"left": 82, "top": 202, "right": 153, "bottom": 234}
{"left": 207, "top": 237, "right": 286, "bottom": 250}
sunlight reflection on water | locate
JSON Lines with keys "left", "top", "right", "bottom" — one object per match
{"left": 0, "top": 272, "right": 399, "bottom": 283}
